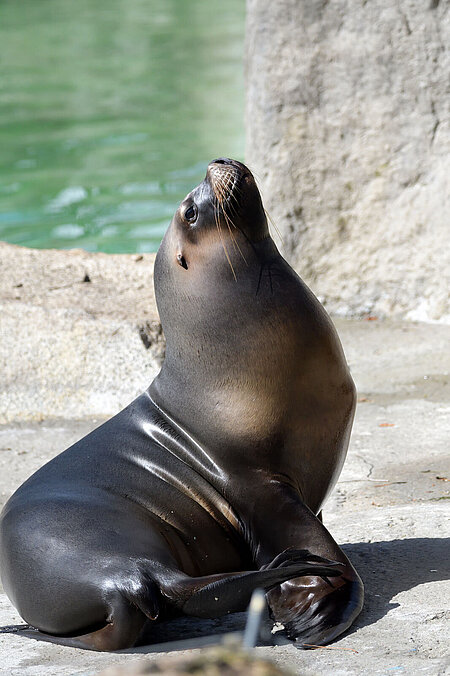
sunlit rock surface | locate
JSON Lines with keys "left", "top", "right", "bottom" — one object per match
{"left": 0, "top": 243, "right": 163, "bottom": 423}
{"left": 245, "top": 0, "right": 450, "bottom": 322}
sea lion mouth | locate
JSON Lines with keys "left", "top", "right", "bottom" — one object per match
{"left": 207, "top": 158, "right": 246, "bottom": 209}
{"left": 201, "top": 158, "right": 267, "bottom": 274}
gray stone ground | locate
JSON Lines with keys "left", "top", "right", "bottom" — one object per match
{"left": 0, "top": 245, "right": 449, "bottom": 674}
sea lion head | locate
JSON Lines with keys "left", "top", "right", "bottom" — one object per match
{"left": 164, "top": 158, "right": 269, "bottom": 275}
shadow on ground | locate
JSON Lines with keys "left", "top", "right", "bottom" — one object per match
{"left": 342, "top": 537, "right": 450, "bottom": 634}
{"left": 137, "top": 537, "right": 450, "bottom": 651}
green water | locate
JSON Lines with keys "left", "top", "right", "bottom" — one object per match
{"left": 0, "top": 0, "right": 245, "bottom": 253}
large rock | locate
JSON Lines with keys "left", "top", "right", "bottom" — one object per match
{"left": 0, "top": 243, "right": 163, "bottom": 423}
{"left": 245, "top": 0, "right": 450, "bottom": 321}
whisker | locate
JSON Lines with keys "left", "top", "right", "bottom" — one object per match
{"left": 256, "top": 262, "right": 264, "bottom": 296}
{"left": 223, "top": 211, "right": 240, "bottom": 253}
{"left": 268, "top": 263, "right": 273, "bottom": 294}
{"left": 214, "top": 194, "right": 237, "bottom": 281}
{"left": 218, "top": 177, "right": 242, "bottom": 224}
{"left": 216, "top": 190, "right": 241, "bottom": 276}
{"left": 223, "top": 209, "right": 248, "bottom": 265}
{"left": 265, "top": 208, "right": 284, "bottom": 244}
{"left": 209, "top": 166, "right": 254, "bottom": 273}
{"left": 228, "top": 191, "right": 242, "bottom": 221}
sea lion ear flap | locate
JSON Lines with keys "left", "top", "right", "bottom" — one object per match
{"left": 176, "top": 251, "right": 188, "bottom": 270}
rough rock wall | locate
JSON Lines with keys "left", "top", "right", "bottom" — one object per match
{"left": 245, "top": 0, "right": 449, "bottom": 321}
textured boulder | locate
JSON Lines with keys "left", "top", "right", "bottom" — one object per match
{"left": 245, "top": 0, "right": 449, "bottom": 321}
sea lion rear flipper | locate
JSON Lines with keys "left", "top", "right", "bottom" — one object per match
{"left": 1, "top": 578, "right": 161, "bottom": 652}
{"left": 3, "top": 590, "right": 150, "bottom": 651}
{"left": 165, "top": 549, "right": 342, "bottom": 618}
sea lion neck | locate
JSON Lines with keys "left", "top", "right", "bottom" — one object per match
{"left": 150, "top": 234, "right": 286, "bottom": 447}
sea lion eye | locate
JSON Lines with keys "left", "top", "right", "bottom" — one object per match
{"left": 184, "top": 204, "right": 197, "bottom": 223}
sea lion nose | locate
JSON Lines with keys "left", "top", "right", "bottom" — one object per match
{"left": 209, "top": 158, "right": 251, "bottom": 177}
{"left": 210, "top": 157, "right": 233, "bottom": 166}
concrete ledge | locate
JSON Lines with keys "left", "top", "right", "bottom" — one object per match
{"left": 0, "top": 243, "right": 164, "bottom": 423}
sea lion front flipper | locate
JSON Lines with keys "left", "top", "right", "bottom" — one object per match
{"left": 162, "top": 549, "right": 342, "bottom": 619}
{"left": 241, "top": 482, "right": 364, "bottom": 647}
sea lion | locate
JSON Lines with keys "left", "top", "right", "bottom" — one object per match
{"left": 0, "top": 158, "right": 363, "bottom": 651}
